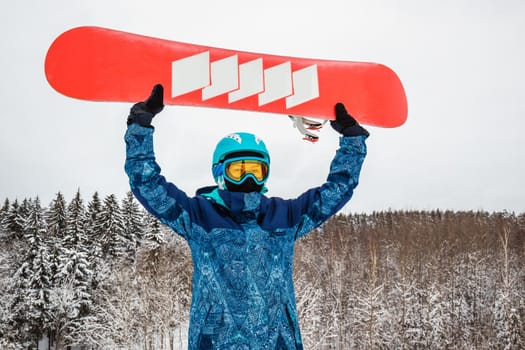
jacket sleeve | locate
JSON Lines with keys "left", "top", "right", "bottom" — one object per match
{"left": 124, "top": 123, "right": 193, "bottom": 241}
{"left": 293, "top": 135, "right": 367, "bottom": 239}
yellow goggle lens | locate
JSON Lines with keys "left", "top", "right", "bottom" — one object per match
{"left": 225, "top": 160, "right": 268, "bottom": 182}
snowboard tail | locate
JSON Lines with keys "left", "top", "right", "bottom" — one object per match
{"left": 45, "top": 26, "right": 408, "bottom": 127}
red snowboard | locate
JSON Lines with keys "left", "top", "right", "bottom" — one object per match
{"left": 45, "top": 26, "right": 407, "bottom": 127}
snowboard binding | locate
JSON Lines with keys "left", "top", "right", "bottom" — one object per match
{"left": 289, "top": 115, "right": 327, "bottom": 142}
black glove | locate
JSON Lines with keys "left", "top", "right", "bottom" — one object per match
{"left": 330, "top": 103, "right": 369, "bottom": 137}
{"left": 127, "top": 84, "right": 165, "bottom": 127}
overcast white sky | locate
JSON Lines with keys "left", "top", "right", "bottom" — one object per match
{"left": 1, "top": 0, "right": 524, "bottom": 214}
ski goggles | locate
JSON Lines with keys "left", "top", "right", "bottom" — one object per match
{"left": 223, "top": 158, "right": 269, "bottom": 184}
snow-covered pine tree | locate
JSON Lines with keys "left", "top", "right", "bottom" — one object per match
{"left": 0, "top": 198, "right": 9, "bottom": 227}
{"left": 1, "top": 199, "right": 25, "bottom": 242}
{"left": 138, "top": 211, "right": 168, "bottom": 284}
{"left": 62, "top": 190, "right": 86, "bottom": 249}
{"left": 19, "top": 198, "right": 32, "bottom": 225}
{"left": 85, "top": 192, "right": 107, "bottom": 291}
{"left": 121, "top": 191, "right": 145, "bottom": 259}
{"left": 7, "top": 198, "right": 54, "bottom": 347}
{"left": 0, "top": 198, "right": 8, "bottom": 247}
{"left": 46, "top": 192, "right": 69, "bottom": 286}
{"left": 85, "top": 192, "right": 102, "bottom": 240}
{"left": 46, "top": 192, "right": 68, "bottom": 239}
{"left": 50, "top": 190, "right": 94, "bottom": 348}
{"left": 63, "top": 190, "right": 93, "bottom": 312}
{"left": 0, "top": 200, "right": 20, "bottom": 348}
{"left": 142, "top": 210, "right": 166, "bottom": 249}
{"left": 97, "top": 194, "right": 126, "bottom": 260}
{"left": 0, "top": 199, "right": 24, "bottom": 277}
{"left": 0, "top": 198, "right": 13, "bottom": 347}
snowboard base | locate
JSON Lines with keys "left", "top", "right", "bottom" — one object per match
{"left": 45, "top": 26, "right": 408, "bottom": 127}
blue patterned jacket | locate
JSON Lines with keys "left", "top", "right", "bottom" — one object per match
{"left": 124, "top": 123, "right": 367, "bottom": 350}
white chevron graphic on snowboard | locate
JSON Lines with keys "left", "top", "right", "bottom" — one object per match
{"left": 171, "top": 51, "right": 319, "bottom": 108}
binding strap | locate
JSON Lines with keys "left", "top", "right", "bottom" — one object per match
{"left": 289, "top": 115, "right": 327, "bottom": 142}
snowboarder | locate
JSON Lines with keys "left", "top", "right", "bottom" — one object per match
{"left": 124, "top": 84, "right": 369, "bottom": 350}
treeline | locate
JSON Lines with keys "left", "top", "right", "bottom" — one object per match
{"left": 295, "top": 211, "right": 525, "bottom": 349}
{"left": 0, "top": 191, "right": 191, "bottom": 349}
{"left": 0, "top": 191, "right": 524, "bottom": 349}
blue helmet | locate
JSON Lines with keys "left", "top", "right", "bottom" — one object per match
{"left": 212, "top": 132, "right": 270, "bottom": 191}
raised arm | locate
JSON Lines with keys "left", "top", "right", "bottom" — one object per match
{"left": 124, "top": 85, "right": 194, "bottom": 240}
{"left": 294, "top": 103, "right": 368, "bottom": 238}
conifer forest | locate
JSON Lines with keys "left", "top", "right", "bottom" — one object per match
{"left": 0, "top": 191, "right": 523, "bottom": 349}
